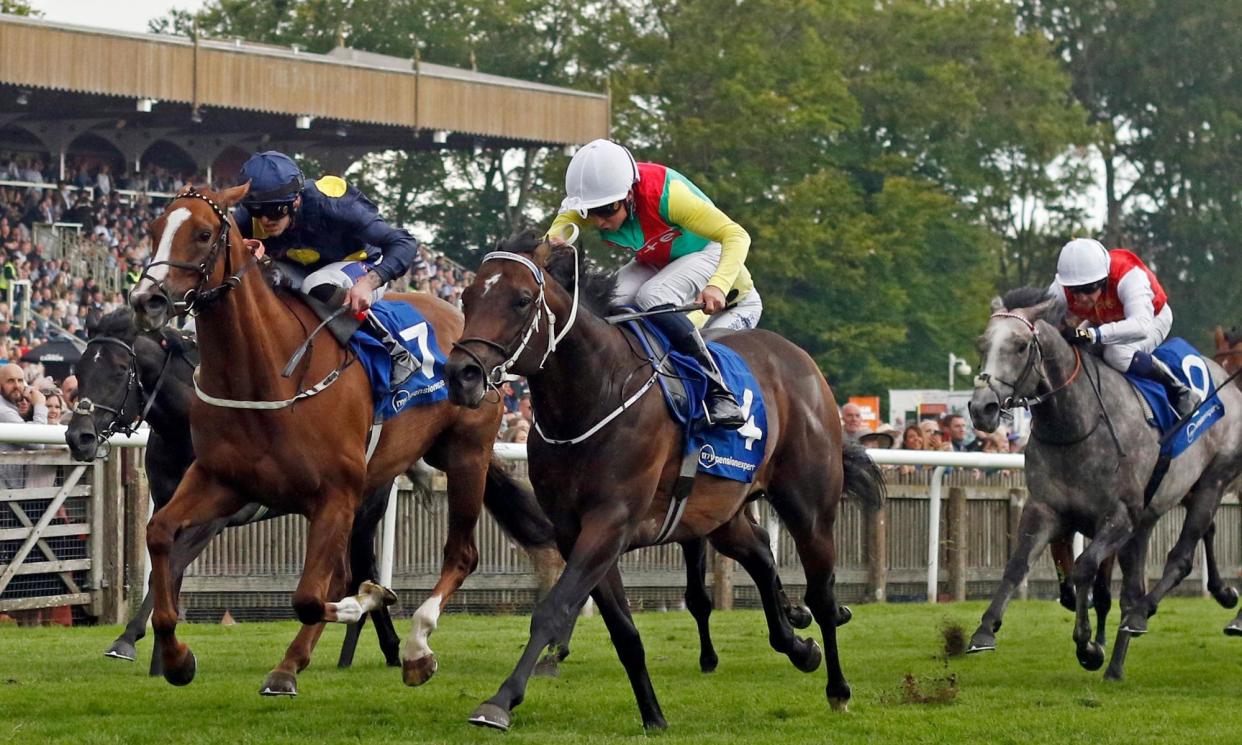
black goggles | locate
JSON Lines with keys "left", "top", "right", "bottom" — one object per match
{"left": 245, "top": 201, "right": 294, "bottom": 219}
{"left": 587, "top": 201, "right": 624, "bottom": 218}
{"left": 1066, "top": 279, "right": 1107, "bottom": 295}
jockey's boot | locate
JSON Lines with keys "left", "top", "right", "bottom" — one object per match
{"left": 1150, "top": 356, "right": 1203, "bottom": 419}
{"left": 647, "top": 304, "right": 747, "bottom": 430}
{"left": 364, "top": 311, "right": 418, "bottom": 387}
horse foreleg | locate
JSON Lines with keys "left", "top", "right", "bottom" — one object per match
{"left": 968, "top": 501, "right": 1060, "bottom": 653}
{"left": 147, "top": 467, "right": 247, "bottom": 687}
{"left": 260, "top": 623, "right": 327, "bottom": 696}
{"left": 1092, "top": 554, "right": 1115, "bottom": 649}
{"left": 1050, "top": 537, "right": 1077, "bottom": 611}
{"left": 1104, "top": 525, "right": 1151, "bottom": 681}
{"left": 591, "top": 564, "right": 667, "bottom": 730}
{"left": 340, "top": 482, "right": 400, "bottom": 668}
{"left": 1200, "top": 520, "right": 1239, "bottom": 609}
{"left": 402, "top": 460, "right": 486, "bottom": 687}
{"left": 679, "top": 538, "right": 719, "bottom": 673}
{"left": 469, "top": 508, "right": 630, "bottom": 731}
{"left": 1124, "top": 481, "right": 1225, "bottom": 635}
{"left": 1071, "top": 505, "right": 1134, "bottom": 672}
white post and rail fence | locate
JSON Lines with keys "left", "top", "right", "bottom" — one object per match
{"left": 2, "top": 424, "right": 1235, "bottom": 621}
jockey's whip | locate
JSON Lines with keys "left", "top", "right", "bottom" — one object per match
{"left": 605, "top": 290, "right": 739, "bottom": 326}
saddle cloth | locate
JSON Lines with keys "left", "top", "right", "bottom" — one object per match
{"left": 1123, "top": 337, "right": 1224, "bottom": 458}
{"left": 350, "top": 300, "right": 449, "bottom": 422}
{"left": 621, "top": 313, "right": 767, "bottom": 484}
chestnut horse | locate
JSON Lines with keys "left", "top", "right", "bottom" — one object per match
{"left": 129, "top": 185, "right": 561, "bottom": 693}
{"left": 445, "top": 232, "right": 885, "bottom": 731}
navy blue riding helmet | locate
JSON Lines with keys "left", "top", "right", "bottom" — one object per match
{"left": 240, "top": 151, "right": 304, "bottom": 218}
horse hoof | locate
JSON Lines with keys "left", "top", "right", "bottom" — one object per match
{"left": 829, "top": 698, "right": 850, "bottom": 712}
{"left": 699, "top": 653, "right": 719, "bottom": 674}
{"left": 1223, "top": 621, "right": 1242, "bottom": 637}
{"left": 163, "top": 649, "right": 197, "bottom": 687}
{"left": 359, "top": 580, "right": 399, "bottom": 608}
{"left": 643, "top": 716, "right": 669, "bottom": 731}
{"left": 967, "top": 631, "right": 995, "bottom": 654}
{"left": 1215, "top": 586, "right": 1239, "bottom": 610}
{"left": 402, "top": 654, "right": 438, "bottom": 686}
{"left": 259, "top": 670, "right": 298, "bottom": 697}
{"left": 103, "top": 640, "right": 137, "bottom": 661}
{"left": 1103, "top": 668, "right": 1124, "bottom": 682}
{"left": 794, "top": 639, "right": 823, "bottom": 673}
{"left": 1076, "top": 641, "right": 1104, "bottom": 671}
{"left": 835, "top": 605, "right": 853, "bottom": 628}
{"left": 468, "top": 702, "right": 511, "bottom": 731}
{"left": 1119, "top": 614, "right": 1148, "bottom": 636}
{"left": 787, "top": 604, "right": 813, "bottom": 630}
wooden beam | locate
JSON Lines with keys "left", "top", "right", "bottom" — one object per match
{"left": 0, "top": 465, "right": 87, "bottom": 595}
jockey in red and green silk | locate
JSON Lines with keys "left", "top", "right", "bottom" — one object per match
{"left": 1050, "top": 238, "right": 1200, "bottom": 417}
{"left": 234, "top": 151, "right": 423, "bottom": 386}
{"left": 547, "top": 139, "right": 762, "bottom": 430}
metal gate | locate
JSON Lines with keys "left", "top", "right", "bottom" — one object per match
{"left": 0, "top": 450, "right": 101, "bottom": 615}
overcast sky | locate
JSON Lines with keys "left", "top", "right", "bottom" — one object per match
{"left": 28, "top": 0, "right": 207, "bottom": 34}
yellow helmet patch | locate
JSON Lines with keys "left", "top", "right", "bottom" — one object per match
{"left": 315, "top": 175, "right": 348, "bottom": 198}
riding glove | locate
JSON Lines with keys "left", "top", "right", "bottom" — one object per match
{"left": 1062, "top": 327, "right": 1098, "bottom": 346}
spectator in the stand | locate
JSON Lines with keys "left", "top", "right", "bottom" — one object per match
{"left": 518, "top": 393, "right": 533, "bottom": 425}
{"left": 840, "top": 402, "right": 869, "bottom": 443}
{"left": 919, "top": 418, "right": 951, "bottom": 451}
{"left": 1, "top": 362, "right": 48, "bottom": 487}
{"left": 896, "top": 424, "right": 926, "bottom": 475}
{"left": 941, "top": 413, "right": 970, "bottom": 451}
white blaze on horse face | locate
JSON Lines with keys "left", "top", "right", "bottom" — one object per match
{"left": 980, "top": 321, "right": 1012, "bottom": 386}
{"left": 481, "top": 272, "right": 502, "bottom": 296}
{"left": 403, "top": 594, "right": 443, "bottom": 662}
{"left": 138, "top": 207, "right": 192, "bottom": 292}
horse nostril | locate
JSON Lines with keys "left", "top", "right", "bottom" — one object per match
{"left": 459, "top": 364, "right": 482, "bottom": 383}
{"left": 77, "top": 431, "right": 97, "bottom": 449}
{"left": 983, "top": 402, "right": 999, "bottom": 420}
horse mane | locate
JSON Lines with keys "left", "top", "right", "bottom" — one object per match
{"left": 493, "top": 229, "right": 619, "bottom": 317}
{"left": 1001, "top": 286, "right": 1066, "bottom": 327}
{"left": 90, "top": 307, "right": 139, "bottom": 342}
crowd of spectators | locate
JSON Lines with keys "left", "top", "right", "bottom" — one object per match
{"left": 841, "top": 404, "right": 1026, "bottom": 479}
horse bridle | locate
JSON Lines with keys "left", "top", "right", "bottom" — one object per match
{"left": 452, "top": 248, "right": 580, "bottom": 397}
{"left": 136, "top": 186, "right": 267, "bottom": 316}
{"left": 975, "top": 311, "right": 1082, "bottom": 410}
{"left": 73, "top": 335, "right": 177, "bottom": 440}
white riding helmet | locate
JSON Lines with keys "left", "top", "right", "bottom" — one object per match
{"left": 559, "top": 139, "right": 639, "bottom": 218}
{"left": 1055, "top": 238, "right": 1111, "bottom": 287}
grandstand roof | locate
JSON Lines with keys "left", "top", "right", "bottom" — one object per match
{"left": 0, "top": 13, "right": 610, "bottom": 169}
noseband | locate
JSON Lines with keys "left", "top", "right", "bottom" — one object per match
{"left": 975, "top": 311, "right": 1081, "bottom": 410}
{"left": 136, "top": 186, "right": 266, "bottom": 316}
{"left": 452, "top": 247, "right": 580, "bottom": 396}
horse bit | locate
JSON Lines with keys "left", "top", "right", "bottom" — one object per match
{"left": 73, "top": 334, "right": 177, "bottom": 442}
{"left": 974, "top": 311, "right": 1082, "bottom": 411}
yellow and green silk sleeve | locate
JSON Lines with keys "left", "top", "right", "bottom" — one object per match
{"left": 665, "top": 179, "right": 752, "bottom": 294}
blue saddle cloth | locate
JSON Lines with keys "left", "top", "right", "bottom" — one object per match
{"left": 1123, "top": 337, "right": 1224, "bottom": 458}
{"left": 349, "top": 300, "right": 449, "bottom": 422}
{"left": 622, "top": 316, "right": 767, "bottom": 483}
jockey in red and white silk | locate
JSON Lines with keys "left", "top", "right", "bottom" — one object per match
{"left": 1050, "top": 238, "right": 1200, "bottom": 417}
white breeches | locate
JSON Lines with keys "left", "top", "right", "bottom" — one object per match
{"left": 612, "top": 243, "right": 762, "bottom": 330}
{"left": 1101, "top": 304, "right": 1173, "bottom": 372}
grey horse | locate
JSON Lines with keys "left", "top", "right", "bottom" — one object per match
{"left": 965, "top": 288, "right": 1242, "bottom": 679}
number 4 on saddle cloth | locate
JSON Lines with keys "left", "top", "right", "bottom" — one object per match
{"left": 620, "top": 311, "right": 768, "bottom": 484}
{"left": 350, "top": 300, "right": 449, "bottom": 422}
{"left": 1124, "top": 337, "right": 1224, "bottom": 459}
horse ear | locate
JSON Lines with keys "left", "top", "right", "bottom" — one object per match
{"left": 990, "top": 296, "right": 1005, "bottom": 313}
{"left": 1215, "top": 325, "right": 1228, "bottom": 350}
{"left": 216, "top": 182, "right": 251, "bottom": 208}
{"left": 531, "top": 240, "right": 553, "bottom": 268}
{"left": 1029, "top": 297, "right": 1060, "bottom": 324}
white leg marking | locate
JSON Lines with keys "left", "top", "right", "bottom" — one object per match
{"left": 139, "top": 207, "right": 192, "bottom": 293}
{"left": 331, "top": 596, "right": 366, "bottom": 624}
{"left": 403, "top": 594, "right": 443, "bottom": 661}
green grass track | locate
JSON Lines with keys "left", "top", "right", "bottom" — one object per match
{"left": 2, "top": 599, "right": 1240, "bottom": 744}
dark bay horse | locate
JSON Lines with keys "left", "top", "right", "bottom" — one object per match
{"left": 445, "top": 232, "right": 885, "bottom": 730}
{"left": 968, "top": 289, "right": 1242, "bottom": 679}
{"left": 128, "top": 184, "right": 562, "bottom": 693}
{"left": 65, "top": 308, "right": 401, "bottom": 676}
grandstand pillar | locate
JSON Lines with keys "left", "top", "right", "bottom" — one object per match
{"left": 94, "top": 127, "right": 176, "bottom": 179}
{"left": 166, "top": 133, "right": 252, "bottom": 184}
{"left": 12, "top": 119, "right": 101, "bottom": 180}
{"left": 303, "top": 146, "right": 370, "bottom": 177}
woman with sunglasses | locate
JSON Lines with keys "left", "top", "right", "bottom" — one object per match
{"left": 234, "top": 151, "right": 427, "bottom": 385}
{"left": 1049, "top": 237, "right": 1201, "bottom": 417}
{"left": 546, "top": 140, "right": 762, "bottom": 429}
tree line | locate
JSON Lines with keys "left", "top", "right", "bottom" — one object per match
{"left": 150, "top": 0, "right": 1242, "bottom": 397}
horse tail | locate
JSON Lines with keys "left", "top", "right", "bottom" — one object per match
{"left": 482, "top": 459, "right": 557, "bottom": 549}
{"left": 842, "top": 441, "right": 886, "bottom": 512}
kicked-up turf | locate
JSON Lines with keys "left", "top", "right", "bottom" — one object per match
{"left": 2, "top": 598, "right": 1241, "bottom": 744}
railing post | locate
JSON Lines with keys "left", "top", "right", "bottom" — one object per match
{"left": 712, "top": 547, "right": 734, "bottom": 610}
{"left": 865, "top": 499, "right": 887, "bottom": 602}
{"left": 1008, "top": 488, "right": 1029, "bottom": 600}
{"left": 948, "top": 485, "right": 967, "bottom": 602}
{"left": 125, "top": 449, "right": 151, "bottom": 618}
{"left": 379, "top": 480, "right": 399, "bottom": 588}
{"left": 927, "top": 466, "right": 947, "bottom": 603}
